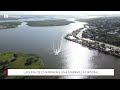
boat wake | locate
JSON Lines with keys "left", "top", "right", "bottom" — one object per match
{"left": 53, "top": 37, "right": 67, "bottom": 56}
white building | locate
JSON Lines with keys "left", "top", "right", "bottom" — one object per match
{"left": 4, "top": 14, "right": 8, "bottom": 18}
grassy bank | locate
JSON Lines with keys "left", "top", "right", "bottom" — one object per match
{"left": 0, "top": 52, "right": 44, "bottom": 79}
{"left": 0, "top": 22, "right": 22, "bottom": 29}
{"left": 26, "top": 19, "right": 74, "bottom": 27}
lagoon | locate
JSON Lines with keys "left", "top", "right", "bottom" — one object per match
{"left": 0, "top": 18, "right": 119, "bottom": 79}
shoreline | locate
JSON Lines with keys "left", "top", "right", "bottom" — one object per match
{"left": 65, "top": 24, "right": 120, "bottom": 57}
{"left": 0, "top": 51, "right": 44, "bottom": 79}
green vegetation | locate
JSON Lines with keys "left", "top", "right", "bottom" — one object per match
{"left": 82, "top": 29, "right": 120, "bottom": 46}
{"left": 0, "top": 22, "right": 22, "bottom": 29}
{"left": 26, "top": 19, "right": 74, "bottom": 27}
{"left": 0, "top": 51, "right": 44, "bottom": 79}
{"left": 0, "top": 52, "right": 15, "bottom": 62}
{"left": 79, "top": 17, "right": 120, "bottom": 47}
{"left": 0, "top": 18, "right": 18, "bottom": 20}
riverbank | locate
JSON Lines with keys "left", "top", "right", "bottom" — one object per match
{"left": 65, "top": 25, "right": 120, "bottom": 57}
{"left": 0, "top": 22, "right": 22, "bottom": 29}
{"left": 0, "top": 52, "right": 44, "bottom": 79}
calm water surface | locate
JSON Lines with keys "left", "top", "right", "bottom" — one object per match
{"left": 0, "top": 20, "right": 119, "bottom": 79}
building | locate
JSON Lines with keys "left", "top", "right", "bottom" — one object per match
{"left": 4, "top": 14, "right": 8, "bottom": 18}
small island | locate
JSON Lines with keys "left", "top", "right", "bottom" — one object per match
{"left": 25, "top": 19, "right": 75, "bottom": 27}
{"left": 0, "top": 22, "right": 22, "bottom": 30}
{"left": 0, "top": 52, "right": 44, "bottom": 79}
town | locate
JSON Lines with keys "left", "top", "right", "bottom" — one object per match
{"left": 80, "top": 17, "right": 120, "bottom": 47}
{"left": 65, "top": 25, "right": 120, "bottom": 57}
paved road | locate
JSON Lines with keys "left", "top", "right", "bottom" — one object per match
{"left": 73, "top": 26, "right": 120, "bottom": 51}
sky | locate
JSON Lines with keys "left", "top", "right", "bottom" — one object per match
{"left": 0, "top": 11, "right": 120, "bottom": 16}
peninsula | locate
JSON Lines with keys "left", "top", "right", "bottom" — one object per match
{"left": 65, "top": 17, "right": 120, "bottom": 57}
